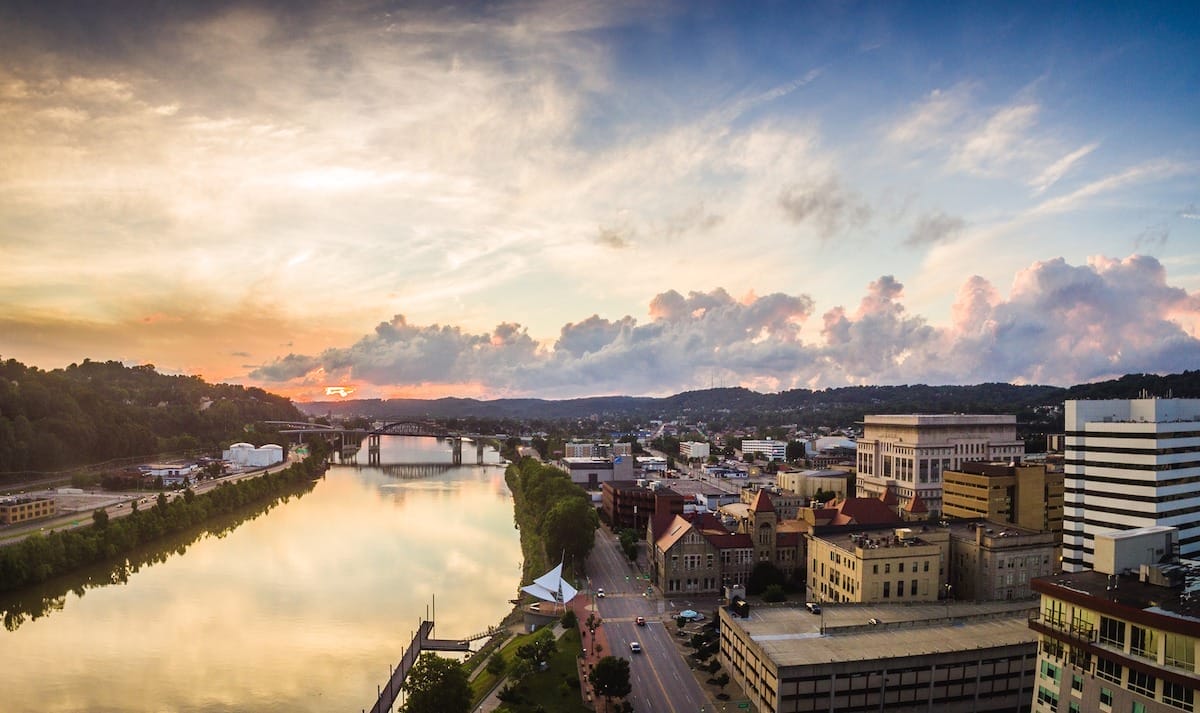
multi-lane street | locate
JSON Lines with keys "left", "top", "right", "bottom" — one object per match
{"left": 586, "top": 525, "right": 714, "bottom": 713}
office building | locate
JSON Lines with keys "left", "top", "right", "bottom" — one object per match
{"left": 1063, "top": 398, "right": 1200, "bottom": 572}
{"left": 680, "top": 441, "right": 710, "bottom": 460}
{"left": 743, "top": 438, "right": 788, "bottom": 461}
{"left": 943, "top": 461, "right": 1064, "bottom": 548}
{"left": 1030, "top": 527, "right": 1198, "bottom": 713}
{"left": 808, "top": 524, "right": 949, "bottom": 604}
{"left": 856, "top": 414, "right": 1025, "bottom": 520}
{"left": 601, "top": 480, "right": 685, "bottom": 532}
{"left": 0, "top": 496, "right": 57, "bottom": 525}
{"left": 947, "top": 521, "right": 1057, "bottom": 602}
{"left": 720, "top": 600, "right": 1038, "bottom": 713}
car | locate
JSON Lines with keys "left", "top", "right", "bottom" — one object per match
{"left": 636, "top": 616, "right": 646, "bottom": 626}
{"left": 805, "top": 602, "right": 821, "bottom": 614}
{"left": 629, "top": 641, "right": 642, "bottom": 653}
{"left": 596, "top": 588, "right": 605, "bottom": 598}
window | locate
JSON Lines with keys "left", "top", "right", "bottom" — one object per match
{"left": 873, "top": 564, "right": 878, "bottom": 574}
{"left": 885, "top": 563, "right": 891, "bottom": 574}
{"left": 1132, "top": 702, "right": 1146, "bottom": 713}
{"left": 1127, "top": 670, "right": 1156, "bottom": 698}
{"left": 1038, "top": 686, "right": 1059, "bottom": 711}
{"left": 1099, "top": 617, "right": 1126, "bottom": 648}
{"left": 1072, "top": 674, "right": 1083, "bottom": 692}
{"left": 1163, "top": 681, "right": 1194, "bottom": 712}
{"left": 883, "top": 581, "right": 890, "bottom": 598}
{"left": 1069, "top": 704, "right": 1081, "bottom": 713}
{"left": 912, "top": 578, "right": 918, "bottom": 595}
{"left": 1041, "top": 660, "right": 1061, "bottom": 682}
{"left": 1131, "top": 626, "right": 1157, "bottom": 659}
{"left": 1165, "top": 633, "right": 1195, "bottom": 671}
{"left": 1096, "top": 657, "right": 1122, "bottom": 684}
{"left": 899, "top": 562, "right": 905, "bottom": 573}
{"left": 1101, "top": 688, "right": 1113, "bottom": 706}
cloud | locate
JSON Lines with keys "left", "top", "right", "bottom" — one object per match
{"left": 248, "top": 255, "right": 1200, "bottom": 397}
{"left": 596, "top": 225, "right": 634, "bottom": 249}
{"left": 906, "top": 212, "right": 966, "bottom": 247}
{"left": 1030, "top": 160, "right": 1192, "bottom": 217}
{"left": 886, "top": 84, "right": 973, "bottom": 146}
{"left": 777, "top": 178, "right": 871, "bottom": 240}
{"left": 1030, "top": 143, "right": 1098, "bottom": 194}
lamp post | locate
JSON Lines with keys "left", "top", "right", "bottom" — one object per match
{"left": 944, "top": 584, "right": 952, "bottom": 617}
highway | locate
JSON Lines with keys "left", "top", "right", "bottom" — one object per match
{"left": 587, "top": 525, "right": 713, "bottom": 713}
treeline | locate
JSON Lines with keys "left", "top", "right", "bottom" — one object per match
{"left": 0, "top": 357, "right": 304, "bottom": 475}
{"left": 504, "top": 458, "right": 598, "bottom": 583}
{"left": 0, "top": 466, "right": 321, "bottom": 631}
{"left": 0, "top": 441, "right": 329, "bottom": 594}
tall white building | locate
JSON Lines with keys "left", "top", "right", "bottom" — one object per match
{"left": 679, "top": 441, "right": 710, "bottom": 460}
{"left": 1063, "top": 398, "right": 1200, "bottom": 572}
{"left": 855, "top": 414, "right": 1025, "bottom": 518}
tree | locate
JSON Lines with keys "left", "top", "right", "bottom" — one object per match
{"left": 540, "top": 496, "right": 599, "bottom": 565}
{"left": 516, "top": 628, "right": 556, "bottom": 666}
{"left": 561, "top": 608, "right": 578, "bottom": 629}
{"left": 589, "top": 655, "right": 631, "bottom": 711}
{"left": 617, "top": 528, "right": 639, "bottom": 561}
{"left": 786, "top": 440, "right": 805, "bottom": 461}
{"left": 715, "top": 672, "right": 730, "bottom": 690}
{"left": 91, "top": 507, "right": 108, "bottom": 529}
{"left": 746, "top": 561, "right": 786, "bottom": 595}
{"left": 400, "top": 654, "right": 471, "bottom": 713}
{"left": 486, "top": 653, "right": 507, "bottom": 676}
{"left": 762, "top": 583, "right": 787, "bottom": 602}
{"left": 156, "top": 492, "right": 168, "bottom": 513}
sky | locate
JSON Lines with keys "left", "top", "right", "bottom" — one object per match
{"left": 1, "top": 1, "right": 1198, "bottom": 401}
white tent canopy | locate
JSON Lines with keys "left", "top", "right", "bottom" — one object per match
{"left": 521, "top": 561, "right": 578, "bottom": 606}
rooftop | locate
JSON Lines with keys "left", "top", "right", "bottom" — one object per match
{"left": 726, "top": 600, "right": 1036, "bottom": 668}
{"left": 1034, "top": 563, "right": 1200, "bottom": 625}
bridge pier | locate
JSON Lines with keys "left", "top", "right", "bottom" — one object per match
{"left": 451, "top": 437, "right": 462, "bottom": 466}
{"left": 368, "top": 433, "right": 381, "bottom": 466}
{"left": 476, "top": 440, "right": 485, "bottom": 465}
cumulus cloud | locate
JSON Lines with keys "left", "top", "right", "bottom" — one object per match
{"left": 777, "top": 178, "right": 871, "bottom": 240}
{"left": 906, "top": 212, "right": 966, "bottom": 247}
{"left": 248, "top": 255, "right": 1200, "bottom": 397}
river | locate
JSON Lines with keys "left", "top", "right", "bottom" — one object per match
{"left": 0, "top": 436, "right": 522, "bottom": 712}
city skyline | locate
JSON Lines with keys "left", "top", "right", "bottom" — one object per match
{"left": 2, "top": 1, "right": 1197, "bottom": 400}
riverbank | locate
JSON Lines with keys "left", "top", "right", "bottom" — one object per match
{"left": 0, "top": 442, "right": 330, "bottom": 593}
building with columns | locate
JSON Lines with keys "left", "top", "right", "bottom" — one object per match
{"left": 856, "top": 414, "right": 1025, "bottom": 520}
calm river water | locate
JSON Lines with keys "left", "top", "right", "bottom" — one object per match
{"left": 0, "top": 436, "right": 522, "bottom": 712}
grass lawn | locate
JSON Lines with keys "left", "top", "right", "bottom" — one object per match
{"left": 472, "top": 626, "right": 590, "bottom": 713}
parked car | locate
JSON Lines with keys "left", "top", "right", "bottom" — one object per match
{"left": 596, "top": 588, "right": 605, "bottom": 598}
{"left": 629, "top": 641, "right": 642, "bottom": 653}
{"left": 805, "top": 602, "right": 821, "bottom": 614}
{"left": 636, "top": 616, "right": 646, "bottom": 626}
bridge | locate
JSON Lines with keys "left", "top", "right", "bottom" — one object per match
{"left": 366, "top": 617, "right": 501, "bottom": 713}
{"left": 263, "top": 421, "right": 494, "bottom": 466}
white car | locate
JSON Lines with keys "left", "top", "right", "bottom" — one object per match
{"left": 596, "top": 588, "right": 605, "bottom": 598}
{"left": 629, "top": 641, "right": 642, "bottom": 654}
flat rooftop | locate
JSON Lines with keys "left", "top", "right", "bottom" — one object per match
{"left": 1035, "top": 566, "right": 1200, "bottom": 623}
{"left": 727, "top": 600, "right": 1036, "bottom": 668}
{"left": 863, "top": 414, "right": 1017, "bottom": 426}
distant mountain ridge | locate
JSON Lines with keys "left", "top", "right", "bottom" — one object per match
{"left": 295, "top": 371, "right": 1200, "bottom": 426}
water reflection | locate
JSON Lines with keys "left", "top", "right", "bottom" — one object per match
{"left": 1, "top": 437, "right": 521, "bottom": 713}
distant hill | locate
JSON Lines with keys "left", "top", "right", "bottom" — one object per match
{"left": 294, "top": 371, "right": 1200, "bottom": 429}
{"left": 0, "top": 358, "right": 304, "bottom": 475}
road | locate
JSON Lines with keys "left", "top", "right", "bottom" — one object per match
{"left": 587, "top": 525, "right": 712, "bottom": 713}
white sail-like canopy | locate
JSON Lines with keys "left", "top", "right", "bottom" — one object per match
{"left": 521, "top": 561, "right": 578, "bottom": 606}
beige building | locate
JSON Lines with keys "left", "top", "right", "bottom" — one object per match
{"left": 1030, "top": 527, "right": 1199, "bottom": 713}
{"left": 808, "top": 524, "right": 949, "bottom": 604}
{"left": 943, "top": 461, "right": 1064, "bottom": 536}
{"left": 948, "top": 521, "right": 1057, "bottom": 602}
{"left": 856, "top": 414, "right": 1025, "bottom": 518}
{"left": 776, "top": 468, "right": 852, "bottom": 500}
{"left": 740, "top": 487, "right": 805, "bottom": 521}
{"left": 0, "top": 496, "right": 57, "bottom": 524}
{"left": 720, "top": 600, "right": 1038, "bottom": 713}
